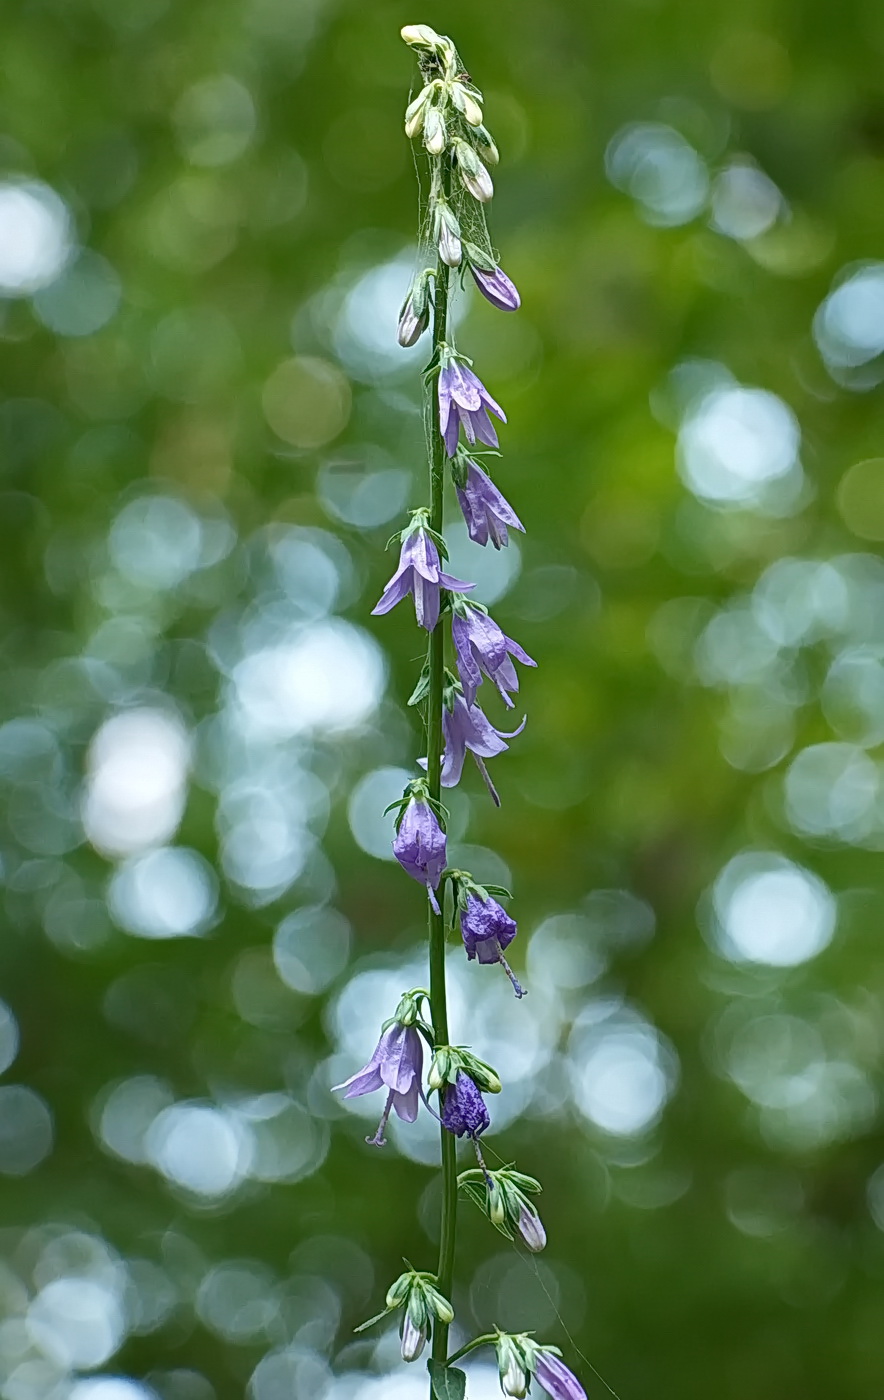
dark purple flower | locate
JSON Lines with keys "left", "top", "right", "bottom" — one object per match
{"left": 438, "top": 357, "right": 506, "bottom": 458}
{"left": 470, "top": 264, "right": 520, "bottom": 311}
{"left": 534, "top": 1355, "right": 586, "bottom": 1400}
{"left": 452, "top": 603, "right": 536, "bottom": 708}
{"left": 333, "top": 1021, "right": 424, "bottom": 1147}
{"left": 441, "top": 1070, "right": 490, "bottom": 1138}
{"left": 372, "top": 525, "right": 473, "bottom": 632}
{"left": 460, "top": 892, "right": 516, "bottom": 964}
{"left": 393, "top": 794, "right": 447, "bottom": 912}
{"left": 455, "top": 459, "right": 524, "bottom": 549}
{"left": 440, "top": 691, "right": 525, "bottom": 793}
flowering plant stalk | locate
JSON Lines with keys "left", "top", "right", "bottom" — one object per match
{"left": 336, "top": 25, "right": 587, "bottom": 1400}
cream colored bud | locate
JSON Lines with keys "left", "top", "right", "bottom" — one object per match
{"left": 424, "top": 107, "right": 446, "bottom": 156}
{"left": 400, "top": 1314, "right": 427, "bottom": 1363}
{"left": 438, "top": 222, "right": 462, "bottom": 267}
{"left": 452, "top": 83, "right": 483, "bottom": 127}
{"left": 459, "top": 154, "right": 493, "bottom": 202}
{"left": 501, "top": 1358, "right": 529, "bottom": 1399}
{"left": 476, "top": 126, "right": 500, "bottom": 165}
{"left": 401, "top": 24, "right": 442, "bottom": 48}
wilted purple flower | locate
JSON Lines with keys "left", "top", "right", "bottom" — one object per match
{"left": 455, "top": 459, "right": 524, "bottom": 549}
{"left": 333, "top": 1021, "right": 424, "bottom": 1147}
{"left": 441, "top": 1070, "right": 490, "bottom": 1138}
{"left": 372, "top": 524, "right": 473, "bottom": 632}
{"left": 460, "top": 892, "right": 516, "bottom": 963}
{"left": 534, "top": 1354, "right": 586, "bottom": 1400}
{"left": 440, "top": 691, "right": 525, "bottom": 796}
{"left": 452, "top": 602, "right": 536, "bottom": 708}
{"left": 393, "top": 793, "right": 447, "bottom": 912}
{"left": 470, "top": 264, "right": 520, "bottom": 311}
{"left": 438, "top": 357, "right": 506, "bottom": 457}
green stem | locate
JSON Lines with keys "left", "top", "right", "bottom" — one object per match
{"left": 446, "top": 1334, "right": 498, "bottom": 1367}
{"left": 427, "top": 158, "right": 455, "bottom": 1369}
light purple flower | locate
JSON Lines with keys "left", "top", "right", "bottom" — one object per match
{"left": 452, "top": 602, "right": 536, "bottom": 708}
{"left": 455, "top": 459, "right": 524, "bottom": 549}
{"left": 516, "top": 1202, "right": 547, "bottom": 1252}
{"left": 333, "top": 1021, "right": 424, "bottom": 1147}
{"left": 460, "top": 892, "right": 516, "bottom": 964}
{"left": 393, "top": 793, "right": 447, "bottom": 912}
{"left": 441, "top": 1070, "right": 490, "bottom": 1138}
{"left": 372, "top": 524, "right": 473, "bottom": 632}
{"left": 534, "top": 1355, "right": 586, "bottom": 1400}
{"left": 438, "top": 357, "right": 506, "bottom": 458}
{"left": 470, "top": 264, "right": 520, "bottom": 311}
{"left": 439, "top": 691, "right": 525, "bottom": 793}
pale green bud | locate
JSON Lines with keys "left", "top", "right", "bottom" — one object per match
{"left": 425, "top": 1283, "right": 455, "bottom": 1324}
{"left": 455, "top": 140, "right": 494, "bottom": 202}
{"left": 386, "top": 1272, "right": 412, "bottom": 1309}
{"left": 428, "top": 1047, "right": 451, "bottom": 1090}
{"left": 475, "top": 125, "right": 500, "bottom": 166}
{"left": 451, "top": 82, "right": 483, "bottom": 127}
{"left": 424, "top": 107, "right": 447, "bottom": 156}
{"left": 489, "top": 1180, "right": 507, "bottom": 1228}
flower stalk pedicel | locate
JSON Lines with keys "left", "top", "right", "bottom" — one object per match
{"left": 335, "top": 26, "right": 588, "bottom": 1400}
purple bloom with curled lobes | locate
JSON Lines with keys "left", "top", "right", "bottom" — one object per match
{"left": 440, "top": 691, "right": 525, "bottom": 799}
{"left": 333, "top": 1021, "right": 424, "bottom": 1148}
{"left": 372, "top": 521, "right": 473, "bottom": 632}
{"left": 460, "top": 891, "right": 524, "bottom": 998}
{"left": 455, "top": 459, "right": 524, "bottom": 549}
{"left": 470, "top": 264, "right": 521, "bottom": 311}
{"left": 533, "top": 1354, "right": 587, "bottom": 1400}
{"left": 452, "top": 602, "right": 536, "bottom": 708}
{"left": 441, "top": 1070, "right": 490, "bottom": 1138}
{"left": 438, "top": 354, "right": 506, "bottom": 458}
{"left": 393, "top": 793, "right": 447, "bottom": 912}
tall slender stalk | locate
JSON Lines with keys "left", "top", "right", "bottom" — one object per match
{"left": 426, "top": 184, "right": 456, "bottom": 1363}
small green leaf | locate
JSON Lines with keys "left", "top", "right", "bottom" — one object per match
{"left": 428, "top": 1360, "right": 467, "bottom": 1400}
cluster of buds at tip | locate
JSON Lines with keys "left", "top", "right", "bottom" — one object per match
{"left": 356, "top": 1268, "right": 453, "bottom": 1362}
{"left": 459, "top": 1165, "right": 546, "bottom": 1251}
{"left": 494, "top": 1334, "right": 587, "bottom": 1400}
{"left": 429, "top": 1044, "right": 501, "bottom": 1095}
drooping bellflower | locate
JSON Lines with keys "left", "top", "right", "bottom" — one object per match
{"left": 451, "top": 601, "right": 536, "bottom": 708}
{"left": 393, "top": 791, "right": 447, "bottom": 912}
{"left": 460, "top": 890, "right": 524, "bottom": 997}
{"left": 455, "top": 457, "right": 524, "bottom": 549}
{"left": 439, "top": 690, "right": 525, "bottom": 796}
{"left": 438, "top": 353, "right": 506, "bottom": 457}
{"left": 372, "top": 517, "right": 473, "bottom": 632}
{"left": 533, "top": 1353, "right": 588, "bottom": 1400}
{"left": 333, "top": 1020, "right": 424, "bottom": 1148}
{"left": 470, "top": 263, "right": 520, "bottom": 311}
{"left": 441, "top": 1070, "right": 490, "bottom": 1138}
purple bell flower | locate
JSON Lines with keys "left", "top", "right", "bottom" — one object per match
{"left": 460, "top": 892, "right": 516, "bottom": 963}
{"left": 452, "top": 602, "right": 536, "bottom": 708}
{"left": 439, "top": 691, "right": 525, "bottom": 800}
{"left": 455, "top": 459, "right": 524, "bottom": 549}
{"left": 372, "top": 524, "right": 474, "bottom": 632}
{"left": 460, "top": 891, "right": 525, "bottom": 998}
{"left": 534, "top": 1355, "right": 587, "bottom": 1400}
{"left": 333, "top": 1021, "right": 424, "bottom": 1148}
{"left": 393, "top": 793, "right": 447, "bottom": 912}
{"left": 438, "top": 356, "right": 506, "bottom": 458}
{"left": 470, "top": 264, "right": 521, "bottom": 311}
{"left": 441, "top": 1070, "right": 490, "bottom": 1138}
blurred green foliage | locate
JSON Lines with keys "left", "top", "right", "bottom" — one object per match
{"left": 2, "top": 2, "right": 884, "bottom": 1400}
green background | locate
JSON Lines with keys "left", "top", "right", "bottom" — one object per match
{"left": 2, "top": 2, "right": 884, "bottom": 1399}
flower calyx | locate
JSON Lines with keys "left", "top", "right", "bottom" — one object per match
{"left": 447, "top": 868, "right": 512, "bottom": 911}
{"left": 428, "top": 1044, "right": 501, "bottom": 1094}
{"left": 356, "top": 1267, "right": 454, "bottom": 1363}
{"left": 383, "top": 988, "right": 429, "bottom": 1032}
{"left": 458, "top": 1166, "right": 546, "bottom": 1252}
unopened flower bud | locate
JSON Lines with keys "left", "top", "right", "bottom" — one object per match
{"left": 438, "top": 221, "right": 462, "bottom": 267}
{"left": 428, "top": 1047, "right": 451, "bottom": 1090}
{"left": 516, "top": 1201, "right": 547, "bottom": 1253}
{"left": 497, "top": 1336, "right": 530, "bottom": 1400}
{"left": 398, "top": 295, "right": 429, "bottom": 347}
{"left": 400, "top": 1312, "right": 427, "bottom": 1362}
{"left": 475, "top": 125, "right": 500, "bottom": 166}
{"left": 488, "top": 1180, "right": 507, "bottom": 1227}
{"left": 426, "top": 1284, "right": 455, "bottom": 1324}
{"left": 424, "top": 107, "right": 447, "bottom": 156}
{"left": 401, "top": 24, "right": 442, "bottom": 49}
{"left": 454, "top": 140, "right": 494, "bottom": 202}
{"left": 386, "top": 1272, "right": 412, "bottom": 1308}
{"left": 451, "top": 82, "right": 483, "bottom": 127}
